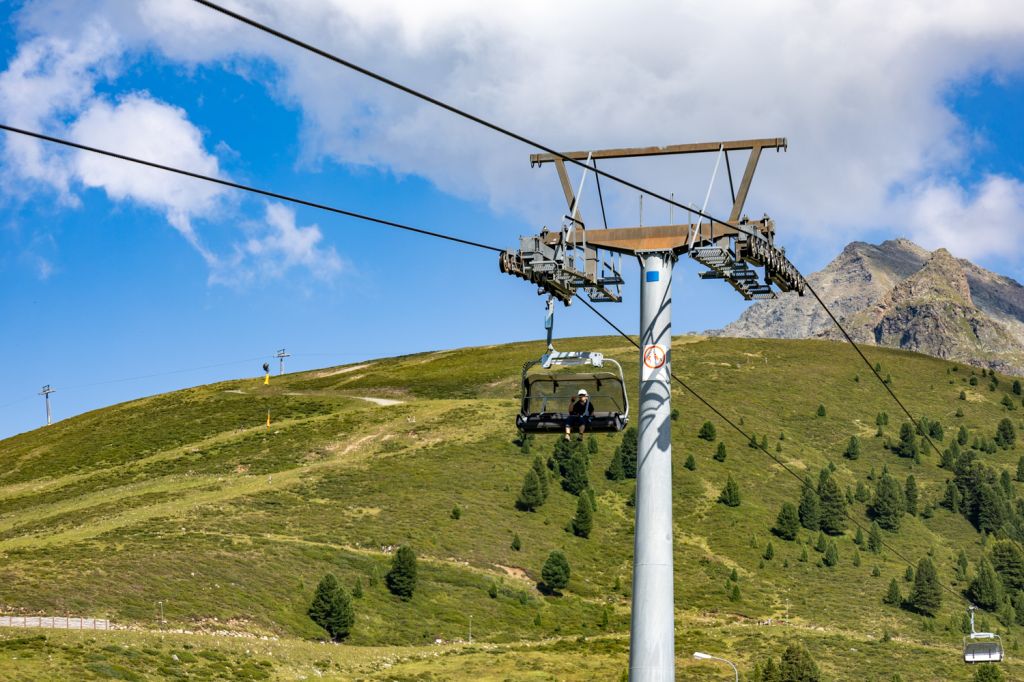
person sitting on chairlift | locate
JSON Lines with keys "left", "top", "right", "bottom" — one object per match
{"left": 565, "top": 389, "right": 594, "bottom": 440}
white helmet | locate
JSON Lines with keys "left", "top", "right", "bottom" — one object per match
{"left": 577, "top": 389, "right": 588, "bottom": 396}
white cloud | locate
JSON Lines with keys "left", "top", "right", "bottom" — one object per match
{"left": 902, "top": 175, "right": 1024, "bottom": 262}
{"left": 6, "top": 0, "right": 1024, "bottom": 271}
{"left": 0, "top": 18, "right": 120, "bottom": 197}
{"left": 68, "top": 94, "right": 224, "bottom": 262}
{"left": 0, "top": 6, "right": 346, "bottom": 284}
{"left": 239, "top": 202, "right": 343, "bottom": 281}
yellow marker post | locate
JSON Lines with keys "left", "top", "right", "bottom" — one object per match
{"left": 266, "top": 410, "right": 271, "bottom": 428}
{"left": 264, "top": 372, "right": 270, "bottom": 385}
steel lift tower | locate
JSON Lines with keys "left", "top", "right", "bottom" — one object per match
{"left": 501, "top": 138, "right": 805, "bottom": 681}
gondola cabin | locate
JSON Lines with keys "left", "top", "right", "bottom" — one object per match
{"left": 517, "top": 350, "right": 629, "bottom": 433}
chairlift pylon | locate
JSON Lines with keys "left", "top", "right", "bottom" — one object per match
{"left": 964, "top": 605, "right": 1004, "bottom": 664}
{"left": 516, "top": 297, "right": 628, "bottom": 434}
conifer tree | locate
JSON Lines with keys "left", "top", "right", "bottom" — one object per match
{"left": 619, "top": 427, "right": 638, "bottom": 478}
{"left": 884, "top": 577, "right": 902, "bottom": 606}
{"left": 844, "top": 435, "right": 861, "bottom": 460}
{"left": 855, "top": 480, "right": 870, "bottom": 503}
{"left": 683, "top": 454, "right": 696, "bottom": 471}
{"left": 905, "top": 565, "right": 915, "bottom": 582}
{"left": 714, "top": 441, "right": 727, "bottom": 462}
{"left": 511, "top": 533, "right": 522, "bottom": 551}
{"left": 816, "top": 404, "right": 826, "bottom": 417}
{"left": 718, "top": 475, "right": 741, "bottom": 507}
{"left": 824, "top": 540, "right": 839, "bottom": 567}
{"left": 561, "top": 451, "right": 590, "bottom": 495}
{"left": 855, "top": 527, "right": 864, "bottom": 546}
{"left": 995, "top": 418, "right": 1016, "bottom": 449}
{"left": 908, "top": 557, "right": 942, "bottom": 616}
{"left": 605, "top": 448, "right": 625, "bottom": 480}
{"left": 1014, "top": 379, "right": 1022, "bottom": 396}
{"left": 571, "top": 494, "right": 593, "bottom": 538}
{"left": 541, "top": 550, "right": 570, "bottom": 592}
{"left": 969, "top": 558, "right": 1004, "bottom": 611}
{"left": 905, "top": 475, "right": 919, "bottom": 516}
{"left": 956, "top": 550, "right": 969, "bottom": 581}
{"left": 800, "top": 545, "right": 809, "bottom": 563}
{"left": 1017, "top": 456, "right": 1024, "bottom": 483}
{"left": 386, "top": 546, "right": 418, "bottom": 600}
{"left": 308, "top": 573, "right": 355, "bottom": 641}
{"left": 895, "top": 422, "right": 918, "bottom": 459}
{"left": 1000, "top": 470, "right": 1012, "bottom": 497}
{"left": 853, "top": 549, "right": 861, "bottom": 567}
{"left": 760, "top": 657, "right": 781, "bottom": 682}
{"left": 798, "top": 484, "right": 821, "bottom": 531}
{"left": 779, "top": 643, "right": 821, "bottom": 681}
{"left": 815, "top": 531, "right": 828, "bottom": 553}
{"left": 698, "top": 421, "right": 717, "bottom": 441}
{"left": 975, "top": 484, "right": 1005, "bottom": 535}
{"left": 872, "top": 472, "right": 906, "bottom": 531}
{"left": 818, "top": 475, "right": 847, "bottom": 535}
{"left": 516, "top": 469, "right": 545, "bottom": 511}
{"left": 529, "top": 456, "right": 548, "bottom": 499}
{"left": 959, "top": 425, "right": 969, "bottom": 446}
{"left": 868, "top": 521, "right": 883, "bottom": 554}
{"left": 587, "top": 435, "right": 598, "bottom": 454}
{"left": 763, "top": 541, "right": 775, "bottom": 561}
{"left": 991, "top": 541, "right": 1024, "bottom": 591}
{"left": 774, "top": 502, "right": 801, "bottom": 541}
{"left": 973, "top": 664, "right": 1005, "bottom": 682}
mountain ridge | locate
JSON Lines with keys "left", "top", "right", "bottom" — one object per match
{"left": 716, "top": 238, "right": 1024, "bottom": 376}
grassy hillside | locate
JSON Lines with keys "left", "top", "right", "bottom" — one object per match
{"left": 1, "top": 335, "right": 1023, "bottom": 680}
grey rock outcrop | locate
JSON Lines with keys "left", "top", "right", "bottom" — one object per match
{"left": 716, "top": 238, "right": 1024, "bottom": 375}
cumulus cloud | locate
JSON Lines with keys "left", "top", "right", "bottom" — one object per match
{"left": 0, "top": 18, "right": 120, "bottom": 196}
{"left": 6, "top": 0, "right": 1024, "bottom": 269}
{"left": 68, "top": 94, "right": 224, "bottom": 262}
{"left": 240, "top": 203, "right": 343, "bottom": 281}
{"left": 902, "top": 175, "right": 1024, "bottom": 262}
{"left": 0, "top": 5, "right": 345, "bottom": 284}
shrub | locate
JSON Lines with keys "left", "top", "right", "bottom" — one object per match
{"left": 698, "top": 421, "right": 717, "bottom": 441}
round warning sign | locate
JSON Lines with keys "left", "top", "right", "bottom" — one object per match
{"left": 643, "top": 345, "right": 666, "bottom": 369}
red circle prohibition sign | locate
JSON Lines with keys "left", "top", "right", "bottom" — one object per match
{"left": 643, "top": 345, "right": 666, "bottom": 369}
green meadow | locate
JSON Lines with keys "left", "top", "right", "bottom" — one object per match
{"left": 1, "top": 335, "right": 1022, "bottom": 680}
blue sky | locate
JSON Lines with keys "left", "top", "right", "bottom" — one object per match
{"left": 1, "top": 1, "right": 1023, "bottom": 439}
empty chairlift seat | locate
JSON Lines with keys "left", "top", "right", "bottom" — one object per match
{"left": 964, "top": 634, "right": 1003, "bottom": 664}
{"left": 517, "top": 351, "right": 629, "bottom": 433}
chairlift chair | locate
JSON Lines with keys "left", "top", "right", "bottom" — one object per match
{"left": 964, "top": 606, "right": 1004, "bottom": 664}
{"left": 517, "top": 350, "right": 629, "bottom": 433}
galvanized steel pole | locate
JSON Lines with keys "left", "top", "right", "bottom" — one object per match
{"left": 630, "top": 251, "right": 675, "bottom": 681}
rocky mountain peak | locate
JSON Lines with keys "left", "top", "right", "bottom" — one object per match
{"left": 714, "top": 238, "right": 1024, "bottom": 375}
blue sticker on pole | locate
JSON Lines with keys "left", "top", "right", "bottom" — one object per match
{"left": 646, "top": 271, "right": 660, "bottom": 282}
